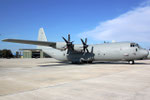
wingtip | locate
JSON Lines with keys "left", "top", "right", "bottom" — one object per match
{"left": 1, "top": 39, "right": 11, "bottom": 42}
{"left": 2, "top": 39, "right": 7, "bottom": 41}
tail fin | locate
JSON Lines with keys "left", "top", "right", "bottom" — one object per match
{"left": 38, "top": 28, "right": 47, "bottom": 41}
{"left": 37, "top": 28, "right": 47, "bottom": 49}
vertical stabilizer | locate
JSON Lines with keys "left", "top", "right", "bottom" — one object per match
{"left": 38, "top": 28, "right": 47, "bottom": 41}
{"left": 37, "top": 28, "right": 47, "bottom": 49}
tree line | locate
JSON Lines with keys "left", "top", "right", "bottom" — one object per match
{"left": 0, "top": 49, "right": 14, "bottom": 58}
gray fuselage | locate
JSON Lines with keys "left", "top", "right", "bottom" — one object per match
{"left": 41, "top": 42, "right": 149, "bottom": 63}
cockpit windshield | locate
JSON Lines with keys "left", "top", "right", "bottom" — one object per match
{"left": 130, "top": 43, "right": 141, "bottom": 48}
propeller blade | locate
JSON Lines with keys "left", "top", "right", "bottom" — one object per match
{"left": 67, "top": 49, "right": 69, "bottom": 54}
{"left": 86, "top": 48, "right": 89, "bottom": 52}
{"left": 62, "top": 37, "right": 68, "bottom": 43}
{"left": 68, "top": 34, "right": 70, "bottom": 42}
{"left": 81, "top": 39, "right": 86, "bottom": 45}
{"left": 91, "top": 46, "right": 93, "bottom": 53}
{"left": 85, "top": 38, "right": 87, "bottom": 44}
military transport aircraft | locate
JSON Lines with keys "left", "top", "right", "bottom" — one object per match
{"left": 2, "top": 28, "right": 150, "bottom": 64}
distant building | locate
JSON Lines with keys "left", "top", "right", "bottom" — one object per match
{"left": 19, "top": 49, "right": 51, "bottom": 58}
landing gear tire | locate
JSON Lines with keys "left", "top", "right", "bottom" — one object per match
{"left": 128, "top": 60, "right": 135, "bottom": 64}
{"left": 88, "top": 61, "right": 93, "bottom": 64}
{"left": 81, "top": 61, "right": 93, "bottom": 64}
{"left": 72, "top": 61, "right": 80, "bottom": 64}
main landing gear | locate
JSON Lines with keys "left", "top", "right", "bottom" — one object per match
{"left": 128, "top": 60, "right": 135, "bottom": 64}
{"left": 71, "top": 61, "right": 93, "bottom": 64}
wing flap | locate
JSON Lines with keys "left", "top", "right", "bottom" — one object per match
{"left": 2, "top": 39, "right": 56, "bottom": 48}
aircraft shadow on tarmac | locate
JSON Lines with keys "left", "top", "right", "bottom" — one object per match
{"left": 38, "top": 61, "right": 150, "bottom": 67}
{"left": 92, "top": 62, "right": 150, "bottom": 65}
{"left": 39, "top": 61, "right": 76, "bottom": 67}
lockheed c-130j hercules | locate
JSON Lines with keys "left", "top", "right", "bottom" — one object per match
{"left": 2, "top": 28, "right": 150, "bottom": 64}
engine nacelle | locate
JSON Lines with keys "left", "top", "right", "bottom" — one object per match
{"left": 74, "top": 44, "right": 83, "bottom": 52}
{"left": 56, "top": 42, "right": 83, "bottom": 52}
{"left": 56, "top": 42, "right": 66, "bottom": 50}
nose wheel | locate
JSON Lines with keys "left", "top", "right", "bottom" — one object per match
{"left": 128, "top": 60, "right": 135, "bottom": 64}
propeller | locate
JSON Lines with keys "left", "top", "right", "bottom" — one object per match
{"left": 81, "top": 38, "right": 89, "bottom": 52}
{"left": 62, "top": 34, "right": 74, "bottom": 52}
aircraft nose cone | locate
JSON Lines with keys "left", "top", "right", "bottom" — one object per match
{"left": 147, "top": 51, "right": 150, "bottom": 59}
{"left": 142, "top": 49, "right": 149, "bottom": 57}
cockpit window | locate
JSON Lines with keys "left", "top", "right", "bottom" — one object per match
{"left": 130, "top": 43, "right": 140, "bottom": 48}
{"left": 130, "top": 43, "right": 135, "bottom": 47}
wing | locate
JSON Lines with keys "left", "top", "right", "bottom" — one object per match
{"left": 2, "top": 39, "right": 56, "bottom": 48}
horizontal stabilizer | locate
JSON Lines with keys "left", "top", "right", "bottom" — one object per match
{"left": 2, "top": 39, "right": 56, "bottom": 48}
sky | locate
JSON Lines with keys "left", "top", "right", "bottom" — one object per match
{"left": 0, "top": 0, "right": 150, "bottom": 53}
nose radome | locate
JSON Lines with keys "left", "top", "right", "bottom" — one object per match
{"left": 142, "top": 49, "right": 149, "bottom": 57}
{"left": 147, "top": 51, "right": 150, "bottom": 59}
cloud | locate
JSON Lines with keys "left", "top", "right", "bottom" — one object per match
{"left": 79, "top": 3, "right": 150, "bottom": 43}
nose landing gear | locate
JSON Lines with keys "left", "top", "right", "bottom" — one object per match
{"left": 128, "top": 60, "right": 135, "bottom": 64}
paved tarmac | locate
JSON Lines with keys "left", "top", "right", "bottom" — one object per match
{"left": 0, "top": 58, "right": 150, "bottom": 100}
